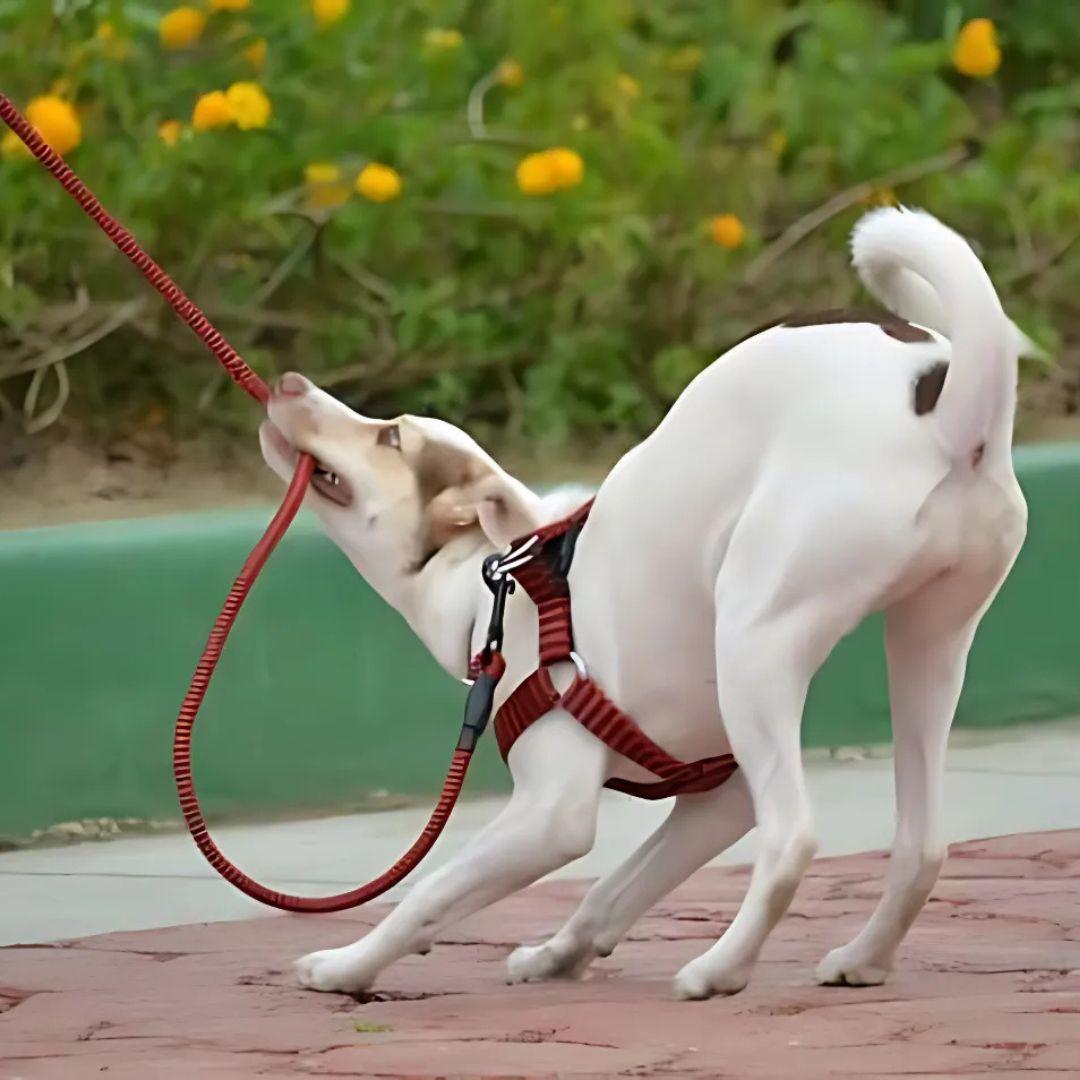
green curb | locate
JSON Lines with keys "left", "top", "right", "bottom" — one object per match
{"left": 2, "top": 444, "right": 1078, "bottom": 839}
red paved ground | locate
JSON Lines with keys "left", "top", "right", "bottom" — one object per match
{"left": 2, "top": 830, "right": 1079, "bottom": 1079}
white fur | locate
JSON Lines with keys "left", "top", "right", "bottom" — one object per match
{"left": 853, "top": 207, "right": 1015, "bottom": 459}
{"left": 854, "top": 211, "right": 1045, "bottom": 365}
{"left": 263, "top": 208, "right": 1028, "bottom": 1001}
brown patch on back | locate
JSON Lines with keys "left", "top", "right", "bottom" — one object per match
{"left": 732, "top": 307, "right": 934, "bottom": 349}
{"left": 730, "top": 308, "right": 950, "bottom": 418}
{"left": 914, "top": 361, "right": 949, "bottom": 416}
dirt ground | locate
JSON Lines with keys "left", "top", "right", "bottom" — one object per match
{"left": 0, "top": 433, "right": 279, "bottom": 531}
{"left": 5, "top": 417, "right": 1080, "bottom": 534}
{"left": 0, "top": 429, "right": 618, "bottom": 532}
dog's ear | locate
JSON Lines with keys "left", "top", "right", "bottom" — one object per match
{"left": 417, "top": 441, "right": 542, "bottom": 551}
{"left": 462, "top": 472, "right": 544, "bottom": 548}
{"left": 426, "top": 470, "right": 542, "bottom": 550}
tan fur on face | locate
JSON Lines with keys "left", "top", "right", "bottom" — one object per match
{"left": 263, "top": 378, "right": 544, "bottom": 570}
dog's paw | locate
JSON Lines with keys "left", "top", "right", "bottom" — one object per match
{"left": 294, "top": 947, "right": 375, "bottom": 994}
{"left": 815, "top": 945, "right": 891, "bottom": 987}
{"left": 673, "top": 956, "right": 750, "bottom": 1001}
{"left": 506, "top": 942, "right": 592, "bottom": 984}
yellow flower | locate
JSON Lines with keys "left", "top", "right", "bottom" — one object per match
{"left": 496, "top": 58, "right": 524, "bottom": 88}
{"left": 547, "top": 147, "right": 584, "bottom": 189}
{"left": 305, "top": 162, "right": 350, "bottom": 209}
{"left": 516, "top": 152, "right": 559, "bottom": 196}
{"left": 242, "top": 37, "right": 267, "bottom": 70}
{"left": 356, "top": 162, "right": 402, "bottom": 202}
{"left": 515, "top": 147, "right": 584, "bottom": 196}
{"left": 305, "top": 162, "right": 341, "bottom": 185}
{"left": 709, "top": 213, "right": 746, "bottom": 250}
{"left": 210, "top": 0, "right": 251, "bottom": 10}
{"left": 192, "top": 90, "right": 233, "bottom": 131}
{"left": 2, "top": 129, "right": 31, "bottom": 159}
{"left": 96, "top": 20, "right": 132, "bottom": 59}
{"left": 25, "top": 96, "right": 83, "bottom": 155}
{"left": 766, "top": 129, "right": 788, "bottom": 157}
{"left": 667, "top": 44, "right": 704, "bottom": 73}
{"left": 952, "top": 18, "right": 1001, "bottom": 78}
{"left": 225, "top": 82, "right": 271, "bottom": 130}
{"left": 311, "top": 0, "right": 349, "bottom": 30}
{"left": 424, "top": 27, "right": 463, "bottom": 50}
{"left": 159, "top": 7, "right": 206, "bottom": 50}
{"left": 158, "top": 119, "right": 183, "bottom": 147}
{"left": 616, "top": 73, "right": 640, "bottom": 99}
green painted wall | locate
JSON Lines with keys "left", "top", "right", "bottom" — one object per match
{"left": 806, "top": 444, "right": 1080, "bottom": 743}
{"left": 2, "top": 444, "right": 1078, "bottom": 840}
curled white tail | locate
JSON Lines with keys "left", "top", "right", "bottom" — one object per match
{"left": 852, "top": 207, "right": 1019, "bottom": 458}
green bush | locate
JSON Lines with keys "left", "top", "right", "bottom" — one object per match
{"left": 1, "top": 0, "right": 1077, "bottom": 452}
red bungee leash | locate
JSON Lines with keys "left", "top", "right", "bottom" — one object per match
{"left": 1, "top": 92, "right": 491, "bottom": 912}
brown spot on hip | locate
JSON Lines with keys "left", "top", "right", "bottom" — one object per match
{"left": 914, "top": 361, "right": 949, "bottom": 415}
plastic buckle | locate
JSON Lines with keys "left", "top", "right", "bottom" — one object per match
{"left": 458, "top": 667, "right": 499, "bottom": 751}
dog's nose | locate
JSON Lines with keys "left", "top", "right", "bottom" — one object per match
{"left": 275, "top": 372, "right": 310, "bottom": 398}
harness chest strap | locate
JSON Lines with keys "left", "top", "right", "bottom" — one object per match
{"left": 471, "top": 501, "right": 738, "bottom": 802}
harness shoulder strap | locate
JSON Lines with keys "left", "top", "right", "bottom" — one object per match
{"left": 561, "top": 676, "right": 711, "bottom": 779}
{"left": 482, "top": 499, "right": 739, "bottom": 800}
{"left": 494, "top": 670, "right": 737, "bottom": 800}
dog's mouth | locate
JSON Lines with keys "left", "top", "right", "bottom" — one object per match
{"left": 310, "top": 463, "right": 353, "bottom": 507}
{"left": 263, "top": 422, "right": 354, "bottom": 509}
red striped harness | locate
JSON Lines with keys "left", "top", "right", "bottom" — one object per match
{"left": 464, "top": 501, "right": 738, "bottom": 800}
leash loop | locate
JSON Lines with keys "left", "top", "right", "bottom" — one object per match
{"left": 0, "top": 90, "right": 480, "bottom": 913}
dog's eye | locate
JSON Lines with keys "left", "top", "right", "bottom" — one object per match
{"left": 377, "top": 424, "right": 401, "bottom": 450}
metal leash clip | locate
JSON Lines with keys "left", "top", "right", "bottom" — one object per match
{"left": 457, "top": 538, "right": 538, "bottom": 750}
{"left": 479, "top": 535, "right": 539, "bottom": 656}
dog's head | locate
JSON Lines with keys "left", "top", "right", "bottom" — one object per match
{"left": 260, "top": 373, "right": 543, "bottom": 596}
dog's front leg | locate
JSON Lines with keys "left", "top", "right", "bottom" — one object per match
{"left": 296, "top": 720, "right": 607, "bottom": 994}
{"left": 508, "top": 775, "right": 755, "bottom": 983}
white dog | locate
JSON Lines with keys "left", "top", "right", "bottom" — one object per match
{"left": 260, "top": 208, "right": 1030, "bottom": 1000}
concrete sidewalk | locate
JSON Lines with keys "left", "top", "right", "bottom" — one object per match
{"left": 3, "top": 717, "right": 1080, "bottom": 945}
{"left": 2, "top": 829, "right": 1079, "bottom": 1078}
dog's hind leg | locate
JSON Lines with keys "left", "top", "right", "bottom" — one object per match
{"left": 507, "top": 774, "right": 755, "bottom": 983}
{"left": 817, "top": 549, "right": 1021, "bottom": 987}
{"left": 673, "top": 493, "right": 905, "bottom": 1001}
{"left": 672, "top": 607, "right": 825, "bottom": 999}
{"left": 295, "top": 720, "right": 606, "bottom": 995}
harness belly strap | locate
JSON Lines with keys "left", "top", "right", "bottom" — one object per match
{"left": 474, "top": 500, "right": 738, "bottom": 802}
